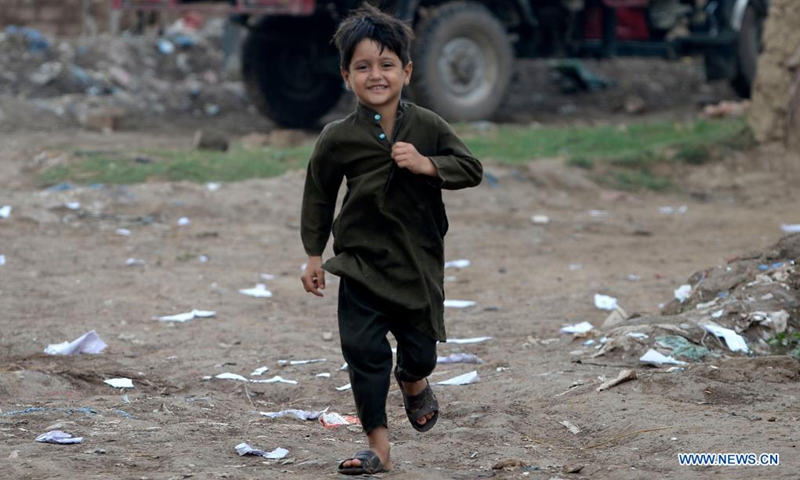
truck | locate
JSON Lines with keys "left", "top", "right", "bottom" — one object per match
{"left": 112, "top": 0, "right": 769, "bottom": 128}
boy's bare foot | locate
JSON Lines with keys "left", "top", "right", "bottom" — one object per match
{"left": 340, "top": 426, "right": 392, "bottom": 471}
{"left": 402, "top": 379, "right": 436, "bottom": 426}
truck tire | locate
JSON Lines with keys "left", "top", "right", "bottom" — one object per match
{"left": 242, "top": 19, "right": 342, "bottom": 128}
{"left": 410, "top": 1, "right": 514, "bottom": 121}
{"left": 730, "top": 4, "right": 765, "bottom": 98}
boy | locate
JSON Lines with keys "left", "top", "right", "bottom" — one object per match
{"left": 300, "top": 4, "right": 483, "bottom": 475}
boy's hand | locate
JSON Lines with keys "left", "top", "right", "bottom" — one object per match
{"left": 392, "top": 142, "right": 438, "bottom": 177}
{"left": 301, "top": 256, "right": 325, "bottom": 297}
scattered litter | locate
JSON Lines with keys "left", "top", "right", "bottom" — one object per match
{"left": 316, "top": 373, "right": 331, "bottom": 378}
{"left": 560, "top": 420, "right": 581, "bottom": 435}
{"left": 64, "top": 201, "right": 80, "bottom": 210}
{"left": 0, "top": 255, "right": 5, "bottom": 266}
{"left": 1, "top": 407, "right": 96, "bottom": 417}
{"left": 112, "top": 409, "right": 136, "bottom": 419}
{"left": 154, "top": 309, "right": 215, "bottom": 322}
{"left": 589, "top": 210, "right": 609, "bottom": 218}
{"left": 655, "top": 335, "right": 709, "bottom": 361}
{"left": 126, "top": 258, "right": 145, "bottom": 266}
{"left": 122, "top": 395, "right": 131, "bottom": 404}
{"left": 531, "top": 215, "right": 550, "bottom": 224}
{"left": 206, "top": 182, "right": 221, "bottom": 192}
{"left": 212, "top": 372, "right": 248, "bottom": 382}
{"left": 44, "top": 330, "right": 107, "bottom": 355}
{"left": 702, "top": 324, "right": 749, "bottom": 353}
{"left": 781, "top": 224, "right": 800, "bottom": 233}
{"left": 596, "top": 369, "right": 637, "bottom": 392}
{"left": 35, "top": 431, "right": 83, "bottom": 445}
{"left": 260, "top": 273, "right": 276, "bottom": 281}
{"left": 594, "top": 294, "right": 618, "bottom": 310}
{"left": 336, "top": 383, "right": 352, "bottom": 391}
{"left": 251, "top": 366, "right": 269, "bottom": 376}
{"left": 340, "top": 362, "right": 349, "bottom": 371}
{"left": 239, "top": 283, "right": 273, "bottom": 298}
{"left": 639, "top": 349, "right": 687, "bottom": 366}
{"left": 560, "top": 321, "right": 593, "bottom": 334}
{"left": 626, "top": 274, "right": 640, "bottom": 282}
{"left": 711, "top": 309, "right": 724, "bottom": 319}
{"left": 261, "top": 409, "right": 326, "bottom": 421}
{"left": 235, "top": 443, "right": 288, "bottom": 459}
{"left": 444, "top": 259, "right": 472, "bottom": 269}
{"left": 569, "top": 264, "right": 583, "bottom": 271}
{"left": 602, "top": 306, "right": 629, "bottom": 328}
{"left": 0, "top": 205, "right": 11, "bottom": 219}
{"left": 436, "top": 353, "right": 484, "bottom": 364}
{"left": 659, "top": 205, "right": 688, "bottom": 215}
{"left": 444, "top": 299, "right": 476, "bottom": 308}
{"left": 104, "top": 378, "right": 134, "bottom": 389}
{"left": 320, "top": 412, "right": 361, "bottom": 428}
{"left": 626, "top": 332, "right": 649, "bottom": 339}
{"left": 198, "top": 255, "right": 209, "bottom": 263}
{"left": 434, "top": 371, "right": 480, "bottom": 386}
{"left": 446, "top": 337, "right": 492, "bottom": 344}
{"left": 278, "top": 358, "right": 325, "bottom": 366}
{"left": 250, "top": 375, "right": 298, "bottom": 385}
{"left": 177, "top": 217, "right": 190, "bottom": 226}
{"left": 115, "top": 228, "right": 131, "bottom": 236}
{"left": 674, "top": 284, "right": 692, "bottom": 303}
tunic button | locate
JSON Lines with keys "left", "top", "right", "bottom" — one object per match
{"left": 379, "top": 133, "right": 386, "bottom": 140}
{"left": 374, "top": 114, "right": 381, "bottom": 121}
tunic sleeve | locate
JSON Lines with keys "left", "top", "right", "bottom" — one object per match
{"left": 427, "top": 116, "right": 483, "bottom": 190}
{"left": 301, "top": 126, "right": 343, "bottom": 256}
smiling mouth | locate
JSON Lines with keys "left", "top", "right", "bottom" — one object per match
{"left": 367, "top": 85, "right": 389, "bottom": 91}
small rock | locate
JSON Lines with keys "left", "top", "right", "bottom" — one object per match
{"left": 493, "top": 458, "right": 527, "bottom": 470}
{"left": 564, "top": 464, "right": 584, "bottom": 474}
{"left": 623, "top": 95, "right": 647, "bottom": 115}
{"left": 322, "top": 331, "right": 334, "bottom": 341}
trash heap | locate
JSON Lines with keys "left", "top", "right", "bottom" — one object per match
{"left": 575, "top": 234, "right": 800, "bottom": 366}
{"left": 0, "top": 18, "right": 252, "bottom": 130}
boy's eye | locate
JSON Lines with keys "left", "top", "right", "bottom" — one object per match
{"left": 355, "top": 65, "right": 369, "bottom": 71}
{"left": 382, "top": 63, "right": 394, "bottom": 68}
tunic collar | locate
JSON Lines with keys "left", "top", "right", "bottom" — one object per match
{"left": 355, "top": 101, "right": 408, "bottom": 125}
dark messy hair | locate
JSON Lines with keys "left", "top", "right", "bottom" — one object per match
{"left": 333, "top": 3, "right": 414, "bottom": 71}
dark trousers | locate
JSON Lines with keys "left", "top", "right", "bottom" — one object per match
{"left": 338, "top": 277, "right": 438, "bottom": 434}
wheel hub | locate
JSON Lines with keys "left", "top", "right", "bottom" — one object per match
{"left": 438, "top": 37, "right": 489, "bottom": 99}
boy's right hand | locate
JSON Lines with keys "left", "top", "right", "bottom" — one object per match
{"left": 301, "top": 256, "right": 326, "bottom": 297}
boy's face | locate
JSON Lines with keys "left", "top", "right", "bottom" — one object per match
{"left": 342, "top": 39, "right": 412, "bottom": 113}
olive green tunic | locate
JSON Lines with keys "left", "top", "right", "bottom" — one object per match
{"left": 301, "top": 102, "right": 483, "bottom": 341}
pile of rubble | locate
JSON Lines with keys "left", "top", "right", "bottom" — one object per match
{"left": 0, "top": 18, "right": 255, "bottom": 131}
{"left": 574, "top": 234, "right": 800, "bottom": 366}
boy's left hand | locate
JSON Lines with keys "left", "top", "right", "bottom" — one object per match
{"left": 392, "top": 142, "right": 438, "bottom": 177}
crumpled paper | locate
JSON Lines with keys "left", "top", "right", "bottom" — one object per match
{"left": 235, "top": 443, "right": 288, "bottom": 459}
{"left": 35, "top": 430, "right": 83, "bottom": 444}
{"left": 44, "top": 330, "right": 107, "bottom": 355}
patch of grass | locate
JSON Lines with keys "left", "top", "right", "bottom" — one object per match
{"left": 610, "top": 169, "right": 673, "bottom": 191}
{"left": 38, "top": 144, "right": 314, "bottom": 186}
{"left": 566, "top": 156, "right": 594, "bottom": 170}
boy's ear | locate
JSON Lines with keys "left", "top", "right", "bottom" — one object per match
{"left": 404, "top": 61, "right": 413, "bottom": 86}
{"left": 341, "top": 69, "right": 351, "bottom": 90}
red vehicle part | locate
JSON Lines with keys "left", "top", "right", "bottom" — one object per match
{"left": 584, "top": 6, "right": 650, "bottom": 41}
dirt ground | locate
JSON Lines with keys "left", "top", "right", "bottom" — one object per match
{"left": 2, "top": 78, "right": 800, "bottom": 478}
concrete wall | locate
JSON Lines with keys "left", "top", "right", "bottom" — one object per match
{"left": 0, "top": 0, "right": 113, "bottom": 37}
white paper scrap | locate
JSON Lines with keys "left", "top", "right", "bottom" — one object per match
{"left": 594, "top": 294, "right": 618, "bottom": 310}
{"left": 235, "top": 443, "right": 288, "bottom": 459}
{"left": 444, "top": 300, "right": 476, "bottom": 308}
{"left": 250, "top": 375, "right": 298, "bottom": 385}
{"left": 177, "top": 217, "right": 190, "bottom": 226}
{"left": 251, "top": 366, "right": 269, "bottom": 376}
{"left": 278, "top": 358, "right": 326, "bottom": 366}
{"left": 702, "top": 324, "right": 749, "bottom": 353}
{"left": 239, "top": 283, "right": 273, "bottom": 298}
{"left": 434, "top": 371, "right": 480, "bottom": 386}
{"left": 340, "top": 362, "right": 349, "bottom": 371}
{"left": 639, "top": 349, "right": 687, "bottom": 365}
{"left": 626, "top": 333, "right": 649, "bottom": 339}
{"left": 155, "top": 309, "right": 216, "bottom": 322}
{"left": 531, "top": 214, "right": 550, "bottom": 224}
{"left": 781, "top": 223, "right": 800, "bottom": 233}
{"left": 711, "top": 309, "right": 724, "bottom": 319}
{"left": 437, "top": 353, "right": 484, "bottom": 364}
{"left": 35, "top": 430, "right": 83, "bottom": 445}
{"left": 64, "top": 201, "right": 80, "bottom": 210}
{"left": 446, "top": 336, "right": 492, "bottom": 344}
{"left": 104, "top": 378, "right": 134, "bottom": 389}
{"left": 260, "top": 408, "right": 326, "bottom": 421}
{"left": 44, "top": 330, "right": 108, "bottom": 355}
{"left": 116, "top": 228, "right": 131, "bottom": 236}
{"left": 589, "top": 210, "right": 609, "bottom": 217}
{"left": 215, "top": 372, "right": 249, "bottom": 382}
{"left": 674, "top": 284, "right": 692, "bottom": 303}
{"left": 0, "top": 205, "right": 11, "bottom": 219}
{"left": 206, "top": 182, "right": 221, "bottom": 192}
{"left": 0, "top": 255, "right": 5, "bottom": 266}
{"left": 444, "top": 259, "right": 472, "bottom": 269}
{"left": 336, "top": 383, "right": 352, "bottom": 392}
{"left": 316, "top": 373, "right": 331, "bottom": 378}
{"left": 126, "top": 258, "right": 145, "bottom": 266}
{"left": 560, "top": 321, "right": 594, "bottom": 334}
{"left": 260, "top": 273, "right": 276, "bottom": 281}
{"left": 319, "top": 412, "right": 360, "bottom": 427}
